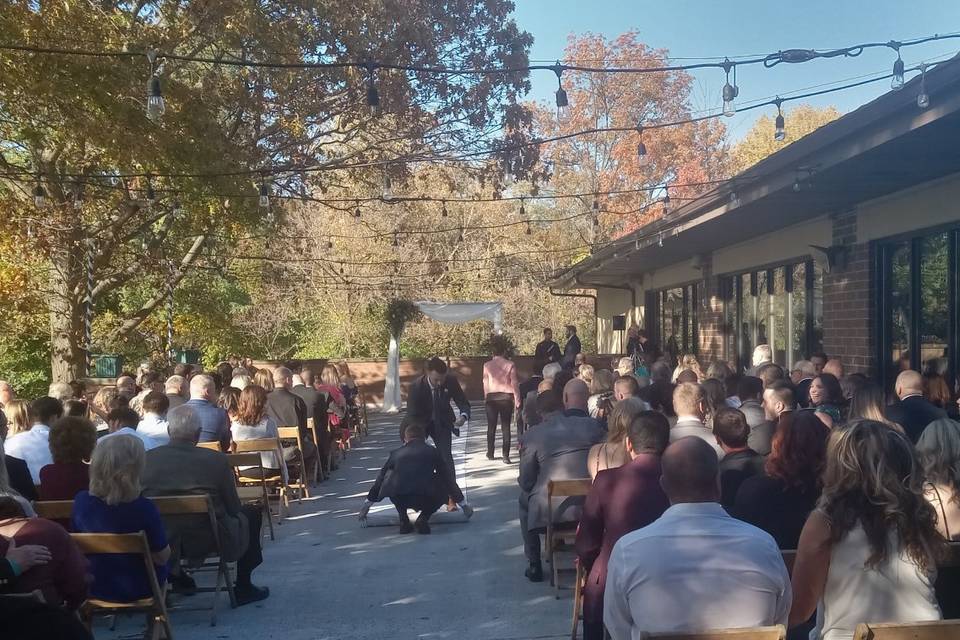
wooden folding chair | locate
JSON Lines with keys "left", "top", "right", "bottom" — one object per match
{"left": 34, "top": 499, "right": 74, "bottom": 521}
{"left": 546, "top": 478, "right": 592, "bottom": 596}
{"left": 305, "top": 418, "right": 322, "bottom": 484}
{"left": 780, "top": 549, "right": 796, "bottom": 576}
{"left": 196, "top": 441, "right": 222, "bottom": 452}
{"left": 227, "top": 452, "right": 275, "bottom": 541}
{"left": 71, "top": 531, "right": 174, "bottom": 640}
{"left": 233, "top": 437, "right": 291, "bottom": 519}
{"left": 570, "top": 560, "right": 585, "bottom": 640}
{"left": 277, "top": 426, "right": 310, "bottom": 501}
{"left": 637, "top": 626, "right": 786, "bottom": 640}
{"left": 151, "top": 494, "right": 236, "bottom": 626}
{"left": 853, "top": 621, "right": 960, "bottom": 640}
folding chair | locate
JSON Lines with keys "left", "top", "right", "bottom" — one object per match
{"left": 150, "top": 494, "right": 236, "bottom": 626}
{"left": 71, "top": 531, "right": 174, "bottom": 640}
{"left": 852, "top": 620, "right": 960, "bottom": 640}
{"left": 570, "top": 560, "right": 585, "bottom": 640}
{"left": 233, "top": 437, "right": 291, "bottom": 519}
{"left": 227, "top": 452, "right": 275, "bottom": 541}
{"left": 277, "top": 426, "right": 310, "bottom": 501}
{"left": 780, "top": 549, "right": 796, "bottom": 576}
{"left": 34, "top": 499, "right": 74, "bottom": 521}
{"left": 546, "top": 478, "right": 592, "bottom": 596}
{"left": 305, "top": 418, "right": 322, "bottom": 484}
{"left": 196, "top": 441, "right": 222, "bottom": 452}
{"left": 637, "top": 626, "right": 786, "bottom": 640}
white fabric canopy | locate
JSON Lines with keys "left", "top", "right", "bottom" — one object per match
{"left": 381, "top": 301, "right": 503, "bottom": 413}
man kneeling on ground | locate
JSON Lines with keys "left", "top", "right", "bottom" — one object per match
{"left": 360, "top": 423, "right": 473, "bottom": 534}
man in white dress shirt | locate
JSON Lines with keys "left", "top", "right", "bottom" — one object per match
{"left": 4, "top": 396, "right": 63, "bottom": 483}
{"left": 136, "top": 392, "right": 170, "bottom": 445}
{"left": 101, "top": 406, "right": 161, "bottom": 451}
{"left": 669, "top": 383, "right": 723, "bottom": 458}
{"left": 603, "top": 437, "right": 791, "bottom": 639}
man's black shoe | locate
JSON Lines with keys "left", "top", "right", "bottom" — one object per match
{"left": 525, "top": 562, "right": 544, "bottom": 582}
{"left": 486, "top": 453, "right": 495, "bottom": 460}
{"left": 235, "top": 585, "right": 270, "bottom": 606}
{"left": 170, "top": 572, "right": 197, "bottom": 596}
{"left": 399, "top": 520, "right": 414, "bottom": 534}
{"left": 414, "top": 518, "right": 431, "bottom": 535}
{"left": 503, "top": 457, "right": 512, "bottom": 465}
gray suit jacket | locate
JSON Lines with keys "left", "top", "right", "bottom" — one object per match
{"left": 518, "top": 411, "right": 604, "bottom": 531}
{"left": 739, "top": 399, "right": 766, "bottom": 430}
{"left": 670, "top": 417, "right": 723, "bottom": 458}
{"left": 142, "top": 442, "right": 247, "bottom": 562}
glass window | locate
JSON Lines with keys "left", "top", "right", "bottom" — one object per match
{"left": 921, "top": 233, "right": 949, "bottom": 375}
{"left": 771, "top": 268, "right": 787, "bottom": 366}
{"left": 739, "top": 273, "right": 755, "bottom": 368}
{"left": 663, "top": 287, "right": 683, "bottom": 364}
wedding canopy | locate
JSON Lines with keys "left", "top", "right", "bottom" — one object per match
{"left": 382, "top": 301, "right": 503, "bottom": 412}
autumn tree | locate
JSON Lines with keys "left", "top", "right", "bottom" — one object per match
{"left": 731, "top": 104, "right": 841, "bottom": 172}
{"left": 0, "top": 1, "right": 536, "bottom": 382}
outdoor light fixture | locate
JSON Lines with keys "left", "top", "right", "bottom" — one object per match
{"left": 636, "top": 125, "right": 649, "bottom": 166}
{"left": 441, "top": 201, "right": 448, "bottom": 218}
{"left": 553, "top": 64, "right": 569, "bottom": 122}
{"left": 145, "top": 50, "right": 165, "bottom": 122}
{"left": 258, "top": 181, "right": 270, "bottom": 209}
{"left": 662, "top": 188, "right": 671, "bottom": 215}
{"left": 917, "top": 63, "right": 930, "bottom": 109}
{"left": 526, "top": 221, "right": 532, "bottom": 235}
{"left": 382, "top": 174, "right": 393, "bottom": 201}
{"left": 354, "top": 201, "right": 361, "bottom": 218}
{"left": 33, "top": 181, "right": 46, "bottom": 208}
{"left": 657, "top": 230, "right": 664, "bottom": 247}
{"left": 366, "top": 63, "right": 381, "bottom": 116}
{"left": 145, "top": 175, "right": 156, "bottom": 205}
{"left": 722, "top": 60, "right": 738, "bottom": 116}
{"left": 729, "top": 190, "right": 741, "bottom": 208}
{"left": 327, "top": 238, "right": 334, "bottom": 250}
{"left": 519, "top": 197, "right": 525, "bottom": 217}
{"left": 891, "top": 48, "right": 905, "bottom": 91}
{"left": 774, "top": 99, "right": 785, "bottom": 142}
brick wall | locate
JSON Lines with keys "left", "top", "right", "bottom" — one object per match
{"left": 697, "top": 253, "right": 726, "bottom": 364}
{"left": 822, "top": 210, "right": 875, "bottom": 375}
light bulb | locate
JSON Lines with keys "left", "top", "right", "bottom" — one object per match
{"left": 526, "top": 222, "right": 532, "bottom": 235}
{"left": 258, "top": 182, "right": 270, "bottom": 209}
{"left": 327, "top": 239, "right": 334, "bottom": 250}
{"left": 662, "top": 192, "right": 671, "bottom": 215}
{"left": 657, "top": 231, "right": 663, "bottom": 248}
{"left": 891, "top": 56, "right": 905, "bottom": 91}
{"left": 593, "top": 214, "right": 599, "bottom": 227}
{"left": 722, "top": 82, "right": 738, "bottom": 117}
{"left": 367, "top": 76, "right": 381, "bottom": 116}
{"left": 774, "top": 113, "right": 785, "bottom": 141}
{"left": 793, "top": 179, "right": 802, "bottom": 193}
{"left": 441, "top": 201, "right": 448, "bottom": 218}
{"left": 556, "top": 87, "right": 569, "bottom": 122}
{"left": 729, "top": 191, "right": 741, "bottom": 208}
{"left": 917, "top": 73, "right": 930, "bottom": 109}
{"left": 147, "top": 75, "right": 165, "bottom": 122}
{"left": 637, "top": 140, "right": 649, "bottom": 166}
{"left": 382, "top": 175, "right": 393, "bottom": 201}
{"left": 354, "top": 204, "right": 361, "bottom": 218}
{"left": 519, "top": 199, "right": 525, "bottom": 217}
{"left": 33, "top": 182, "right": 46, "bottom": 208}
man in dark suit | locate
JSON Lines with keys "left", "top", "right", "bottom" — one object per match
{"left": 715, "top": 408, "right": 765, "bottom": 509}
{"left": 737, "top": 376, "right": 767, "bottom": 430}
{"left": 266, "top": 366, "right": 319, "bottom": 479}
{"left": 405, "top": 357, "right": 470, "bottom": 509}
{"left": 752, "top": 381, "right": 795, "bottom": 456}
{"left": 790, "top": 360, "right": 816, "bottom": 408}
{"left": 561, "top": 325, "right": 582, "bottom": 369}
{"left": 575, "top": 411, "right": 670, "bottom": 640}
{"left": 534, "top": 328, "right": 562, "bottom": 371}
{"left": 887, "top": 370, "right": 946, "bottom": 443}
{"left": 518, "top": 379, "right": 605, "bottom": 581}
{"left": 292, "top": 367, "right": 331, "bottom": 479}
{"left": 142, "top": 407, "right": 268, "bottom": 605}
{"left": 360, "top": 423, "right": 473, "bottom": 534}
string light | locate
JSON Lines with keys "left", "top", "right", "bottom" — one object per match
{"left": 441, "top": 200, "right": 448, "bottom": 218}
{"left": 917, "top": 62, "right": 930, "bottom": 109}
{"left": 729, "top": 190, "right": 741, "bottom": 208}
{"left": 657, "top": 230, "right": 664, "bottom": 247}
{"left": 519, "top": 197, "right": 525, "bottom": 217}
{"left": 891, "top": 45, "right": 905, "bottom": 91}
{"left": 721, "top": 59, "right": 738, "bottom": 117}
{"left": 662, "top": 187, "right": 671, "bottom": 215}
{"left": 33, "top": 181, "right": 46, "bottom": 208}
{"left": 145, "top": 174, "right": 156, "bottom": 205}
{"left": 258, "top": 180, "right": 270, "bottom": 209}
{"left": 382, "top": 174, "right": 393, "bottom": 201}
{"left": 354, "top": 200, "right": 361, "bottom": 218}
{"left": 636, "top": 125, "right": 649, "bottom": 166}
{"left": 553, "top": 63, "right": 569, "bottom": 122}
{"left": 145, "top": 50, "right": 165, "bottom": 122}
{"left": 327, "top": 238, "right": 334, "bottom": 250}
{"left": 365, "top": 62, "right": 381, "bottom": 116}
{"left": 774, "top": 99, "right": 785, "bottom": 142}
{"left": 526, "top": 221, "right": 532, "bottom": 235}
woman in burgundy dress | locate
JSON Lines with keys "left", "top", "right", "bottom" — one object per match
{"left": 39, "top": 416, "right": 97, "bottom": 502}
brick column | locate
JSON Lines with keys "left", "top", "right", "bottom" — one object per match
{"left": 822, "top": 211, "right": 875, "bottom": 375}
{"left": 698, "top": 253, "right": 725, "bottom": 364}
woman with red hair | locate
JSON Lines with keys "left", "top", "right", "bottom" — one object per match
{"left": 731, "top": 411, "right": 829, "bottom": 549}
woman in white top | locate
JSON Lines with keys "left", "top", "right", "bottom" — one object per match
{"left": 790, "top": 420, "right": 943, "bottom": 640}
{"left": 230, "top": 385, "right": 285, "bottom": 481}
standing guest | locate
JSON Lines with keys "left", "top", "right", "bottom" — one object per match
{"left": 101, "top": 407, "right": 161, "bottom": 451}
{"left": 266, "top": 366, "right": 319, "bottom": 478}
{"left": 715, "top": 408, "right": 765, "bottom": 509}
{"left": 48, "top": 382, "right": 74, "bottom": 403}
{"left": 136, "top": 391, "right": 170, "bottom": 445}
{"left": 578, "top": 364, "right": 595, "bottom": 386}
{"left": 791, "top": 360, "right": 817, "bottom": 408}
{"left": 72, "top": 435, "right": 171, "bottom": 602}
{"left": 588, "top": 397, "right": 647, "bottom": 479}
{"left": 823, "top": 357, "right": 844, "bottom": 379}
{"left": 672, "top": 353, "right": 704, "bottom": 383}
{"left": 809, "top": 373, "right": 844, "bottom": 428}
{"left": 574, "top": 352, "right": 588, "bottom": 371}
{"left": 757, "top": 362, "right": 786, "bottom": 389}
{"left": 626, "top": 328, "right": 657, "bottom": 370}
{"left": 562, "top": 325, "right": 582, "bottom": 369}
{"left": 534, "top": 328, "right": 562, "bottom": 370}
{"left": 587, "top": 369, "right": 615, "bottom": 420}
{"left": 789, "top": 422, "right": 943, "bottom": 639}
{"left": 39, "top": 416, "right": 97, "bottom": 501}
{"left": 130, "top": 371, "right": 162, "bottom": 416}
{"left": 642, "top": 362, "right": 675, "bottom": 416}
{"left": 360, "top": 423, "right": 473, "bottom": 534}
{"left": 705, "top": 360, "right": 738, "bottom": 407}
{"left": 231, "top": 385, "right": 286, "bottom": 480}
{"left": 0, "top": 496, "right": 87, "bottom": 609}
{"left": 737, "top": 376, "right": 767, "bottom": 431}
{"left": 483, "top": 336, "right": 521, "bottom": 464}
{"left": 169, "top": 374, "right": 231, "bottom": 451}
{"left": 604, "top": 437, "right": 791, "bottom": 638}
{"left": 887, "top": 370, "right": 947, "bottom": 443}
{"left": 810, "top": 352, "right": 828, "bottom": 376}
{"left": 612, "top": 374, "right": 642, "bottom": 403}
{"left": 523, "top": 363, "right": 561, "bottom": 429}
{"left": 516, "top": 367, "right": 543, "bottom": 439}
{"left": 0, "top": 447, "right": 35, "bottom": 515}
{"left": 293, "top": 368, "right": 332, "bottom": 477}
{"left": 751, "top": 381, "right": 795, "bottom": 456}
{"left": 115, "top": 375, "right": 137, "bottom": 401}
{"left": 576, "top": 411, "right": 670, "bottom": 640}
{"left": 923, "top": 371, "right": 959, "bottom": 419}
{"left": 3, "top": 399, "right": 31, "bottom": 438}
{"left": 747, "top": 344, "right": 774, "bottom": 376}
{"left": 142, "top": 408, "right": 269, "bottom": 604}
{"left": 518, "top": 379, "right": 604, "bottom": 582}
{"left": 164, "top": 375, "right": 187, "bottom": 410}
{"left": 700, "top": 378, "right": 728, "bottom": 430}
{"left": 839, "top": 372, "right": 869, "bottom": 405}
{"left": 848, "top": 381, "right": 902, "bottom": 431}
{"left": 732, "top": 411, "right": 828, "bottom": 549}
{"left": 670, "top": 383, "right": 722, "bottom": 458}
{"left": 63, "top": 399, "right": 88, "bottom": 418}
{"left": 5, "top": 397, "right": 63, "bottom": 483}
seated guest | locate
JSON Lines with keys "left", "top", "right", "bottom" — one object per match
{"left": 670, "top": 383, "right": 722, "bottom": 458}
{"left": 115, "top": 375, "right": 137, "bottom": 401}
{"left": 292, "top": 368, "right": 332, "bottom": 474}
{"left": 612, "top": 374, "right": 643, "bottom": 404}
{"left": 752, "top": 381, "right": 795, "bottom": 456}
{"left": 230, "top": 374, "right": 252, "bottom": 391}
{"left": 1, "top": 413, "right": 36, "bottom": 502}
{"left": 518, "top": 379, "right": 604, "bottom": 582}
{"left": 142, "top": 408, "right": 269, "bottom": 604}
{"left": 169, "top": 374, "right": 231, "bottom": 451}
{"left": 675, "top": 368, "right": 699, "bottom": 384}
{"left": 0, "top": 450, "right": 35, "bottom": 515}
{"left": 0, "top": 496, "right": 87, "bottom": 608}
{"left": 848, "top": 381, "right": 902, "bottom": 431}
{"left": 616, "top": 357, "right": 634, "bottom": 378}
{"left": 516, "top": 366, "right": 544, "bottom": 438}
{"left": 231, "top": 385, "right": 286, "bottom": 479}
{"left": 218, "top": 386, "right": 241, "bottom": 418}
{"left": 4, "top": 399, "right": 31, "bottom": 438}
{"left": 137, "top": 391, "right": 170, "bottom": 444}
{"left": 267, "top": 366, "right": 319, "bottom": 478}
{"left": 672, "top": 353, "right": 703, "bottom": 383}
{"left": 62, "top": 399, "right": 88, "bottom": 418}
{"left": 523, "top": 363, "right": 561, "bottom": 430}
{"left": 164, "top": 375, "right": 187, "bottom": 410}
{"left": 923, "top": 370, "right": 959, "bottom": 419}
{"left": 587, "top": 369, "right": 615, "bottom": 420}
{"left": 715, "top": 408, "right": 764, "bottom": 509}
{"left": 576, "top": 411, "right": 670, "bottom": 640}
{"left": 588, "top": 397, "right": 647, "bottom": 479}
{"left": 887, "top": 370, "right": 947, "bottom": 443}
{"left": 39, "top": 416, "right": 97, "bottom": 501}
{"left": 737, "top": 376, "right": 767, "bottom": 431}
{"left": 790, "top": 360, "right": 816, "bottom": 408}
{"left": 533, "top": 388, "right": 562, "bottom": 427}
{"left": 253, "top": 368, "right": 275, "bottom": 391}
{"left": 130, "top": 371, "right": 162, "bottom": 416}
{"left": 48, "top": 382, "right": 74, "bottom": 403}
{"left": 72, "top": 435, "right": 171, "bottom": 602}
{"left": 360, "top": 423, "right": 472, "bottom": 534}
{"left": 90, "top": 387, "right": 119, "bottom": 433}
{"left": 790, "top": 421, "right": 942, "bottom": 638}
{"left": 5, "top": 396, "right": 63, "bottom": 483}
{"left": 641, "top": 362, "right": 675, "bottom": 417}
{"left": 101, "top": 407, "right": 161, "bottom": 451}
{"left": 747, "top": 344, "right": 773, "bottom": 376}
{"left": 809, "top": 373, "right": 844, "bottom": 428}
{"left": 604, "top": 437, "right": 791, "bottom": 638}
{"left": 732, "top": 411, "right": 827, "bottom": 549}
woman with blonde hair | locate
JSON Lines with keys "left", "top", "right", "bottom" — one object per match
{"left": 72, "top": 434, "right": 171, "bottom": 602}
{"left": 253, "top": 368, "right": 275, "bottom": 392}
{"left": 587, "top": 397, "right": 647, "bottom": 479}
{"left": 789, "top": 421, "right": 944, "bottom": 639}
{"left": 3, "top": 399, "right": 31, "bottom": 437}
{"left": 847, "top": 381, "right": 902, "bottom": 432}
{"left": 318, "top": 364, "right": 348, "bottom": 444}
{"left": 90, "top": 387, "right": 120, "bottom": 432}
{"left": 671, "top": 353, "right": 703, "bottom": 383}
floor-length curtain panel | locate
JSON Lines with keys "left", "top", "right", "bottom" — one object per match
{"left": 382, "top": 334, "right": 402, "bottom": 413}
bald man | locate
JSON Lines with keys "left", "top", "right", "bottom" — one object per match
{"left": 603, "top": 437, "right": 791, "bottom": 638}
{"left": 168, "top": 374, "right": 231, "bottom": 450}
{"left": 518, "top": 378, "right": 604, "bottom": 582}
{"left": 886, "top": 369, "right": 946, "bottom": 443}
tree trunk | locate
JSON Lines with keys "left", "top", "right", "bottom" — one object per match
{"left": 48, "top": 245, "right": 86, "bottom": 383}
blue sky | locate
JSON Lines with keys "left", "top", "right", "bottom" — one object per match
{"left": 510, "top": 0, "right": 960, "bottom": 140}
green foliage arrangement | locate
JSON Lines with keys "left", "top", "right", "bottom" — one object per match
{"left": 385, "top": 300, "right": 422, "bottom": 339}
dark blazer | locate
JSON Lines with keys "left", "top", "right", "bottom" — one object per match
{"left": 886, "top": 395, "right": 947, "bottom": 443}
{"left": 562, "top": 334, "right": 582, "bottom": 368}
{"left": 748, "top": 417, "right": 779, "bottom": 457}
{"left": 367, "top": 439, "right": 463, "bottom": 504}
{"left": 731, "top": 473, "right": 819, "bottom": 549}
{"left": 5, "top": 455, "right": 37, "bottom": 501}
{"left": 405, "top": 375, "right": 470, "bottom": 438}
{"left": 292, "top": 384, "right": 329, "bottom": 432}
{"left": 718, "top": 449, "right": 765, "bottom": 508}
{"left": 534, "top": 340, "right": 561, "bottom": 368}
{"left": 795, "top": 378, "right": 813, "bottom": 409}
{"left": 574, "top": 454, "right": 668, "bottom": 624}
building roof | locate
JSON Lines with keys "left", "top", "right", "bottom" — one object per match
{"left": 551, "top": 53, "right": 960, "bottom": 289}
